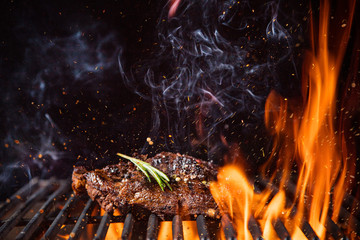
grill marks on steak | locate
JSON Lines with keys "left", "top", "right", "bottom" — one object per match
{"left": 72, "top": 152, "right": 218, "bottom": 218}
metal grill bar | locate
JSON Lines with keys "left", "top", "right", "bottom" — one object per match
{"left": 1, "top": 178, "right": 358, "bottom": 239}
{"left": 326, "top": 216, "right": 348, "bottom": 240}
{"left": 272, "top": 218, "right": 291, "bottom": 240}
{"left": 221, "top": 214, "right": 237, "bottom": 240}
{"left": 2, "top": 215, "right": 104, "bottom": 227}
{"left": 0, "top": 178, "right": 39, "bottom": 219}
{"left": 146, "top": 214, "right": 159, "bottom": 240}
{"left": 93, "top": 212, "right": 110, "bottom": 240}
{"left": 255, "top": 177, "right": 355, "bottom": 239}
{"left": 121, "top": 213, "right": 135, "bottom": 240}
{"left": 339, "top": 201, "right": 360, "bottom": 235}
{"left": 172, "top": 215, "right": 183, "bottom": 240}
{"left": 15, "top": 181, "right": 69, "bottom": 240}
{"left": 0, "top": 180, "right": 53, "bottom": 238}
{"left": 248, "top": 215, "right": 263, "bottom": 240}
{"left": 68, "top": 199, "right": 96, "bottom": 240}
{"left": 301, "top": 220, "right": 320, "bottom": 240}
{"left": 196, "top": 215, "right": 210, "bottom": 240}
{"left": 44, "top": 194, "right": 78, "bottom": 240}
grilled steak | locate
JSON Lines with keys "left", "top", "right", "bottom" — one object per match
{"left": 72, "top": 152, "right": 218, "bottom": 218}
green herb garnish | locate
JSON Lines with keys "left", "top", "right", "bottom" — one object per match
{"left": 117, "top": 153, "right": 172, "bottom": 191}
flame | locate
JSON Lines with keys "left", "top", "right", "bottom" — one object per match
{"left": 102, "top": 209, "right": 124, "bottom": 240}
{"left": 183, "top": 221, "right": 200, "bottom": 240}
{"left": 105, "top": 222, "right": 124, "bottom": 239}
{"left": 76, "top": 209, "right": 200, "bottom": 240}
{"left": 57, "top": 234, "right": 70, "bottom": 239}
{"left": 210, "top": 165, "right": 254, "bottom": 240}
{"left": 292, "top": 0, "right": 355, "bottom": 237}
{"left": 157, "top": 220, "right": 200, "bottom": 240}
{"left": 210, "top": 0, "right": 356, "bottom": 239}
{"left": 158, "top": 221, "right": 172, "bottom": 240}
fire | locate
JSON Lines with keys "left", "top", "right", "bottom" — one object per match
{"left": 103, "top": 209, "right": 124, "bottom": 239}
{"left": 210, "top": 165, "right": 254, "bottom": 240}
{"left": 105, "top": 222, "right": 124, "bottom": 239}
{"left": 210, "top": 0, "right": 356, "bottom": 239}
{"left": 57, "top": 234, "right": 70, "bottom": 239}
{"left": 158, "top": 221, "right": 173, "bottom": 240}
{"left": 183, "top": 221, "right": 200, "bottom": 240}
{"left": 102, "top": 209, "right": 199, "bottom": 239}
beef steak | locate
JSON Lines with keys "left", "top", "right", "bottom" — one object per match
{"left": 72, "top": 152, "right": 218, "bottom": 218}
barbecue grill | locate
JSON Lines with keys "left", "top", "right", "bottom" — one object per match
{"left": 0, "top": 177, "right": 358, "bottom": 239}
{"left": 1, "top": 0, "right": 359, "bottom": 239}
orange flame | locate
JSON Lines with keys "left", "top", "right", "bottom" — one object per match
{"left": 157, "top": 220, "right": 200, "bottom": 239}
{"left": 183, "top": 221, "right": 200, "bottom": 240}
{"left": 211, "top": 161, "right": 290, "bottom": 239}
{"left": 210, "top": 0, "right": 356, "bottom": 239}
{"left": 105, "top": 222, "right": 124, "bottom": 239}
{"left": 293, "top": 0, "right": 355, "bottom": 237}
{"left": 210, "top": 165, "right": 254, "bottom": 240}
{"left": 103, "top": 209, "right": 123, "bottom": 239}
{"left": 158, "top": 221, "right": 173, "bottom": 240}
{"left": 100, "top": 209, "right": 199, "bottom": 239}
{"left": 57, "top": 234, "right": 70, "bottom": 240}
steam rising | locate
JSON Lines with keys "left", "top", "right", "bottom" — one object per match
{"left": 119, "top": 0, "right": 301, "bottom": 156}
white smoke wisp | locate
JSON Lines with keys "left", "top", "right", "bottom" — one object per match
{"left": 119, "top": 0, "right": 303, "bottom": 157}
{"left": 2, "top": 22, "right": 121, "bottom": 179}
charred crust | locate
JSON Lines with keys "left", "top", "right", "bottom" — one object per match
{"left": 72, "top": 152, "right": 219, "bottom": 219}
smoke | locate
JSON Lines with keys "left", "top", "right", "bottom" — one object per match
{"left": 0, "top": 0, "right": 306, "bottom": 196}
{"left": 0, "top": 162, "right": 32, "bottom": 200}
{"left": 21, "top": 23, "right": 120, "bottom": 100}
{"left": 119, "top": 0, "right": 305, "bottom": 159}
{"left": 1, "top": 20, "right": 121, "bottom": 188}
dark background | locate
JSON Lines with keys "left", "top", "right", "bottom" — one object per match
{"left": 0, "top": 0, "right": 161, "bottom": 199}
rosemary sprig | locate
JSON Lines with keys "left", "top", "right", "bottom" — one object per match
{"left": 117, "top": 153, "right": 172, "bottom": 191}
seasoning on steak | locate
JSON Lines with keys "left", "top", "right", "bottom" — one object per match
{"left": 72, "top": 152, "right": 219, "bottom": 218}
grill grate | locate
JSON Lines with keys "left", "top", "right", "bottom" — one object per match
{"left": 0, "top": 178, "right": 358, "bottom": 239}
{"left": 94, "top": 212, "right": 110, "bottom": 240}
